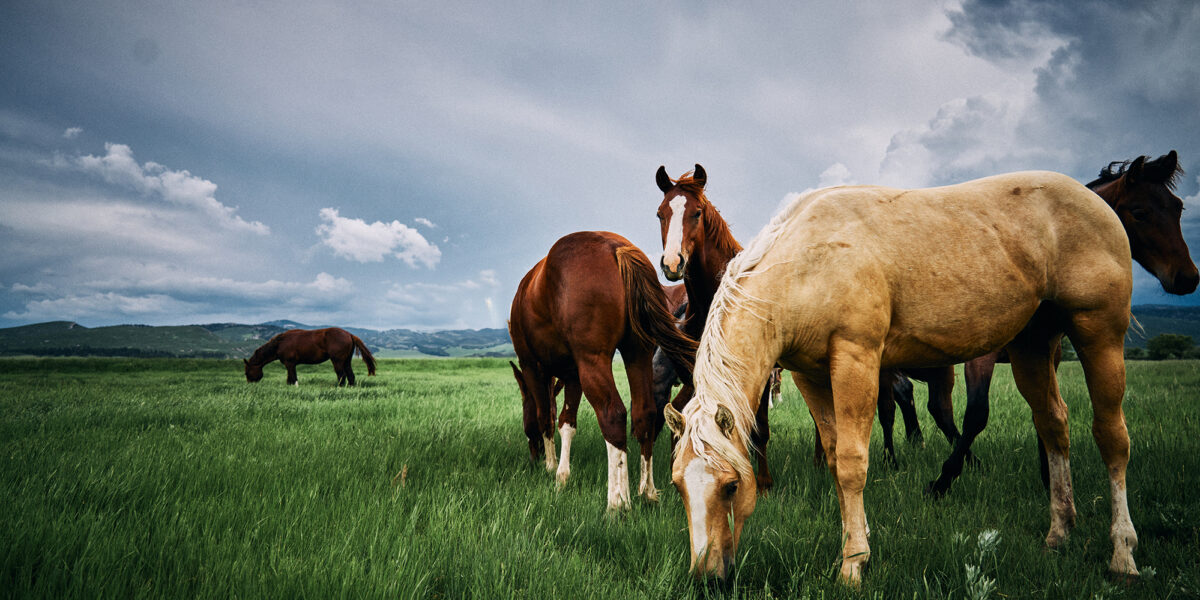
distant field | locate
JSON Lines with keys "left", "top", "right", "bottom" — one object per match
{"left": 1, "top": 358, "right": 1197, "bottom": 598}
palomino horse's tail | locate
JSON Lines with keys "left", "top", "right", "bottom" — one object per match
{"left": 616, "top": 246, "right": 698, "bottom": 386}
{"left": 351, "top": 335, "right": 377, "bottom": 375}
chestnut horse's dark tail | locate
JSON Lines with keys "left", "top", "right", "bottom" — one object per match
{"left": 351, "top": 334, "right": 377, "bottom": 375}
{"left": 616, "top": 246, "right": 698, "bottom": 386}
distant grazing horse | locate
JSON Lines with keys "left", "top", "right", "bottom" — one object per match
{"left": 508, "top": 231, "right": 697, "bottom": 511}
{"left": 663, "top": 171, "right": 1138, "bottom": 584}
{"left": 924, "top": 151, "right": 1197, "bottom": 497}
{"left": 244, "top": 328, "right": 376, "bottom": 386}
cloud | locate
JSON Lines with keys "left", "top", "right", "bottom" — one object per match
{"left": 63, "top": 127, "right": 82, "bottom": 139}
{"left": 73, "top": 143, "right": 268, "bottom": 234}
{"left": 316, "top": 208, "right": 440, "bottom": 268}
{"left": 381, "top": 270, "right": 502, "bottom": 329}
{"left": 3, "top": 292, "right": 201, "bottom": 323}
{"left": 414, "top": 217, "right": 436, "bottom": 228}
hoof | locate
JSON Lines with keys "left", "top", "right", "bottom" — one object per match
{"left": 555, "top": 469, "right": 570, "bottom": 489}
{"left": 924, "top": 480, "right": 949, "bottom": 499}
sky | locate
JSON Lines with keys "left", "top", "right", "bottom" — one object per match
{"left": 1, "top": 0, "right": 1198, "bottom": 331}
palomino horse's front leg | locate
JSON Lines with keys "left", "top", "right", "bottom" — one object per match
{"left": 827, "top": 339, "right": 881, "bottom": 585}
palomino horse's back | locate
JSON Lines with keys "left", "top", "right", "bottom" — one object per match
{"left": 762, "top": 171, "right": 1130, "bottom": 369}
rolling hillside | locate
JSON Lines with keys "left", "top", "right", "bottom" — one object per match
{"left": 0, "top": 304, "right": 1195, "bottom": 358}
{"left": 0, "top": 321, "right": 513, "bottom": 359}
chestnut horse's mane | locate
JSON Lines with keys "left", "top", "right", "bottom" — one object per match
{"left": 1087, "top": 154, "right": 1185, "bottom": 191}
{"left": 672, "top": 171, "right": 743, "bottom": 260}
{"left": 248, "top": 334, "right": 282, "bottom": 365}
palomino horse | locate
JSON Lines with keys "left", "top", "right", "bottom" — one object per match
{"left": 663, "top": 171, "right": 1138, "bottom": 583}
{"left": 657, "top": 165, "right": 927, "bottom": 478}
{"left": 508, "top": 231, "right": 697, "bottom": 511}
{"left": 925, "top": 151, "right": 1197, "bottom": 497}
{"left": 244, "top": 327, "right": 376, "bottom": 386}
{"left": 655, "top": 164, "right": 777, "bottom": 491}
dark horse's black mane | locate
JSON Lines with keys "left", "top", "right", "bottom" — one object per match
{"left": 248, "top": 334, "right": 282, "bottom": 364}
{"left": 1086, "top": 154, "right": 1185, "bottom": 190}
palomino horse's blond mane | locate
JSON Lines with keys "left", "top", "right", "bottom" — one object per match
{"left": 680, "top": 189, "right": 817, "bottom": 477}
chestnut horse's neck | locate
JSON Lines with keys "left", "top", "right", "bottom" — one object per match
{"left": 684, "top": 202, "right": 742, "bottom": 331}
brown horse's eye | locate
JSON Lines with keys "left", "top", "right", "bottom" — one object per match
{"left": 723, "top": 481, "right": 738, "bottom": 498}
{"left": 690, "top": 211, "right": 702, "bottom": 221}
{"left": 1129, "top": 208, "right": 1151, "bottom": 220}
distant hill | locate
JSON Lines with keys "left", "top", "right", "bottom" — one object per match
{"left": 0, "top": 320, "right": 513, "bottom": 359}
{"left": 1, "top": 304, "right": 1195, "bottom": 359}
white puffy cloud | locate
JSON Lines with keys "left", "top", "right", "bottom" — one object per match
{"left": 74, "top": 143, "right": 268, "bottom": 234}
{"left": 63, "top": 127, "right": 82, "bottom": 139}
{"left": 316, "top": 208, "right": 441, "bottom": 268}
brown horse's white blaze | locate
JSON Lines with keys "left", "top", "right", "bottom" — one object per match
{"left": 670, "top": 171, "right": 1139, "bottom": 585}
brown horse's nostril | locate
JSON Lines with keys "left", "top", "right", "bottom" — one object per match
{"left": 1176, "top": 268, "right": 1200, "bottom": 294}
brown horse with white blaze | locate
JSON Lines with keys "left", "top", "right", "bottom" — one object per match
{"left": 509, "top": 231, "right": 697, "bottom": 511}
{"left": 244, "top": 327, "right": 376, "bottom": 386}
{"left": 663, "top": 171, "right": 1138, "bottom": 584}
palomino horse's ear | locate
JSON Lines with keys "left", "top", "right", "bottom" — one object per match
{"left": 664, "top": 403, "right": 686, "bottom": 439}
{"left": 656, "top": 165, "right": 673, "bottom": 193}
{"left": 693, "top": 164, "right": 707, "bottom": 188}
{"left": 714, "top": 404, "right": 735, "bottom": 438}
{"left": 1125, "top": 156, "right": 1146, "bottom": 184}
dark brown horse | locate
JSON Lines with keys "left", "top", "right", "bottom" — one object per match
{"left": 924, "top": 151, "right": 1198, "bottom": 497}
{"left": 655, "top": 164, "right": 780, "bottom": 491}
{"left": 508, "top": 231, "right": 697, "bottom": 511}
{"left": 244, "top": 327, "right": 377, "bottom": 386}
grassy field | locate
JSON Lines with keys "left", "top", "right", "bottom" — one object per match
{"left": 1, "top": 358, "right": 1197, "bottom": 599}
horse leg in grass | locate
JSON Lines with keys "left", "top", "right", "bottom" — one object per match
{"left": 1007, "top": 331, "right": 1076, "bottom": 551}
{"left": 924, "top": 366, "right": 959, "bottom": 445}
{"left": 751, "top": 382, "right": 774, "bottom": 491}
{"left": 344, "top": 355, "right": 356, "bottom": 387}
{"left": 827, "top": 339, "right": 881, "bottom": 585}
{"left": 285, "top": 361, "right": 299, "bottom": 386}
{"left": 578, "top": 354, "right": 631, "bottom": 512}
{"left": 1070, "top": 313, "right": 1138, "bottom": 577}
{"left": 622, "top": 349, "right": 661, "bottom": 502}
{"left": 555, "top": 380, "right": 582, "bottom": 487}
{"left": 892, "top": 374, "right": 921, "bottom": 444}
{"left": 876, "top": 371, "right": 899, "bottom": 469}
{"left": 927, "top": 352, "right": 998, "bottom": 497}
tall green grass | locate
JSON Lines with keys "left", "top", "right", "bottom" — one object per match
{"left": 1, "top": 357, "right": 1197, "bottom": 598}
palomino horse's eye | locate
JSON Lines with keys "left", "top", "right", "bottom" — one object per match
{"left": 723, "top": 481, "right": 738, "bottom": 498}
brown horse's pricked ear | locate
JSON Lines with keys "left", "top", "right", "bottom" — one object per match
{"left": 693, "top": 164, "right": 707, "bottom": 188}
{"left": 1126, "top": 156, "right": 1146, "bottom": 184}
{"left": 243, "top": 359, "right": 248, "bottom": 365}
{"left": 1144, "top": 150, "right": 1179, "bottom": 184}
{"left": 714, "top": 404, "right": 735, "bottom": 438}
{"left": 509, "top": 360, "right": 522, "bottom": 379}
{"left": 664, "top": 403, "right": 686, "bottom": 439}
{"left": 656, "top": 165, "right": 673, "bottom": 193}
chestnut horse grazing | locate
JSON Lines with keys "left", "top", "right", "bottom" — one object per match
{"left": 244, "top": 328, "right": 376, "bottom": 386}
{"left": 509, "top": 231, "right": 697, "bottom": 511}
{"left": 663, "top": 171, "right": 1137, "bottom": 584}
{"left": 926, "top": 151, "right": 1198, "bottom": 497}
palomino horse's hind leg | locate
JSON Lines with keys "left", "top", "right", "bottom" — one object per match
{"left": 1070, "top": 315, "right": 1139, "bottom": 578}
{"left": 1006, "top": 332, "right": 1076, "bottom": 550}
{"left": 555, "top": 380, "right": 582, "bottom": 487}
{"left": 577, "top": 354, "right": 631, "bottom": 512}
{"left": 622, "top": 350, "right": 660, "bottom": 503}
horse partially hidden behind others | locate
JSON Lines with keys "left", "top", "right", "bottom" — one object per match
{"left": 244, "top": 327, "right": 376, "bottom": 386}
{"left": 509, "top": 231, "right": 697, "bottom": 512}
{"left": 663, "top": 170, "right": 1139, "bottom": 584}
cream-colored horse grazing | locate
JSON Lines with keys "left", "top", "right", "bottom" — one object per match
{"left": 663, "top": 171, "right": 1138, "bottom": 584}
